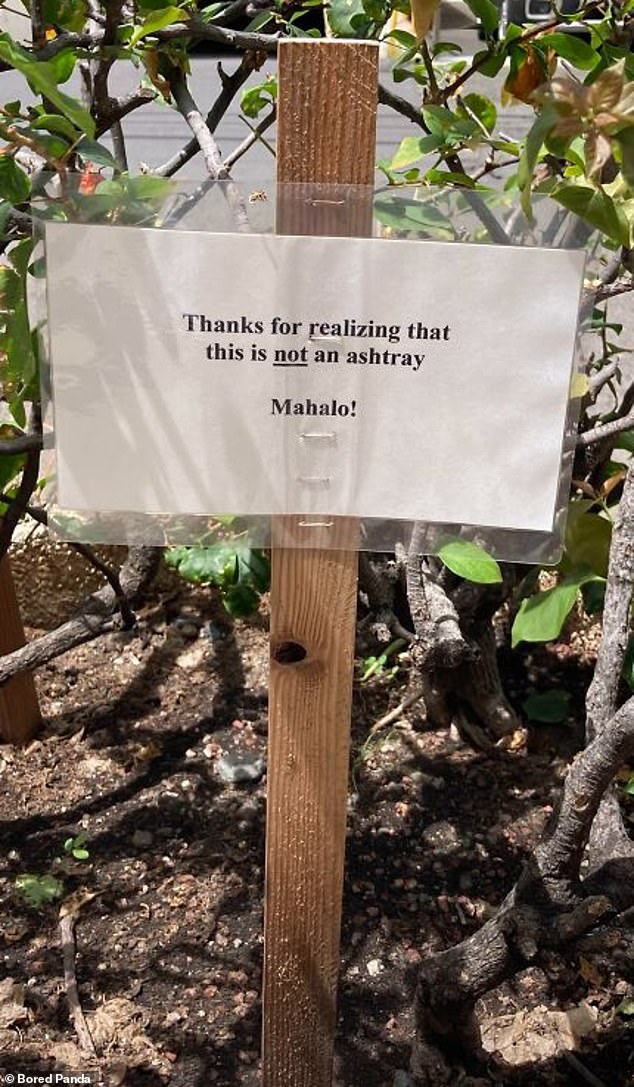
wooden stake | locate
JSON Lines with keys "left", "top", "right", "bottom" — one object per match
{"left": 0, "top": 555, "right": 41, "bottom": 744}
{"left": 263, "top": 40, "right": 378, "bottom": 1087}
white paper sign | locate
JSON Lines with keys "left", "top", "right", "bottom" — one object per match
{"left": 44, "top": 222, "right": 584, "bottom": 532}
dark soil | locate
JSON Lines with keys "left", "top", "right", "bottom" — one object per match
{"left": 0, "top": 581, "right": 633, "bottom": 1087}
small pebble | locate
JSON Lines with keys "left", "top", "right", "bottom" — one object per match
{"left": 393, "top": 1073, "right": 415, "bottom": 1087}
{"left": 216, "top": 753, "right": 266, "bottom": 784}
{"left": 132, "top": 829, "right": 153, "bottom": 848}
{"left": 366, "top": 959, "right": 384, "bottom": 977}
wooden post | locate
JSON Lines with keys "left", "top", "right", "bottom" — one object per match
{"left": 263, "top": 40, "right": 379, "bottom": 1087}
{"left": 0, "top": 555, "right": 41, "bottom": 744}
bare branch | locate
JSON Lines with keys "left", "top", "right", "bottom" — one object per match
{"left": 222, "top": 107, "right": 276, "bottom": 171}
{"left": 0, "top": 547, "right": 160, "bottom": 686}
{"left": 110, "top": 119, "right": 128, "bottom": 173}
{"left": 0, "top": 433, "right": 43, "bottom": 455}
{"left": 96, "top": 88, "right": 157, "bottom": 135}
{"left": 156, "top": 57, "right": 253, "bottom": 177}
{"left": 0, "top": 448, "right": 40, "bottom": 562}
{"left": 577, "top": 406, "right": 634, "bottom": 447}
{"left": 1, "top": 498, "right": 137, "bottom": 629}
{"left": 378, "top": 84, "right": 511, "bottom": 247}
{"left": 170, "top": 73, "right": 227, "bottom": 178}
{"left": 588, "top": 357, "right": 620, "bottom": 398}
{"left": 594, "top": 276, "right": 633, "bottom": 303}
{"left": 586, "top": 462, "right": 634, "bottom": 740}
{"left": 154, "top": 16, "right": 280, "bottom": 51}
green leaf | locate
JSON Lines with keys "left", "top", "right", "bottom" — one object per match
{"left": 552, "top": 184, "right": 630, "bottom": 248}
{"left": 389, "top": 134, "right": 441, "bottom": 169}
{"left": 130, "top": 6, "right": 190, "bottom": 47}
{"left": 463, "top": 0, "right": 499, "bottom": 35}
{"left": 15, "top": 873, "right": 64, "bottom": 908}
{"left": 564, "top": 502, "right": 612, "bottom": 578}
{"left": 616, "top": 127, "right": 634, "bottom": 190}
{"left": 125, "top": 175, "right": 173, "bottom": 201}
{"left": 43, "top": 0, "right": 89, "bottom": 32}
{"left": 384, "top": 28, "right": 418, "bottom": 48}
{"left": 48, "top": 47, "right": 76, "bottom": 86}
{"left": 0, "top": 34, "right": 95, "bottom": 137}
{"left": 539, "top": 32, "right": 597, "bottom": 70}
{"left": 31, "top": 113, "right": 78, "bottom": 141}
{"left": 374, "top": 194, "right": 455, "bottom": 239}
{"left": 522, "top": 688, "right": 571, "bottom": 723}
{"left": 614, "top": 428, "right": 634, "bottom": 454}
{"left": 511, "top": 572, "right": 596, "bottom": 647}
{"left": 223, "top": 582, "right": 261, "bottom": 617}
{"left": 616, "top": 998, "right": 634, "bottom": 1016}
{"left": 473, "top": 48, "right": 506, "bottom": 78}
{"left": 518, "top": 104, "right": 559, "bottom": 218}
{"left": 0, "top": 448, "right": 25, "bottom": 493}
{"left": 0, "top": 157, "right": 30, "bottom": 205}
{"left": 76, "top": 137, "right": 118, "bottom": 169}
{"left": 437, "top": 539, "right": 502, "bottom": 584}
{"left": 421, "top": 104, "right": 456, "bottom": 137}
{"left": 241, "top": 77, "right": 277, "bottom": 119}
{"left": 458, "top": 92, "right": 497, "bottom": 135}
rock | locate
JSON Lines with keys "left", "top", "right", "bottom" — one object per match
{"left": 422, "top": 820, "right": 462, "bottom": 855}
{"left": 175, "top": 643, "right": 208, "bottom": 671}
{"left": 216, "top": 753, "right": 265, "bottom": 785}
{"left": 366, "top": 959, "right": 384, "bottom": 977}
{"left": 132, "top": 829, "right": 153, "bottom": 848}
{"left": 480, "top": 1002, "right": 598, "bottom": 1065}
{"left": 393, "top": 1073, "right": 415, "bottom": 1087}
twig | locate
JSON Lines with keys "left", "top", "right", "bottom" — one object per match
{"left": 110, "top": 119, "right": 128, "bottom": 173}
{"left": 170, "top": 72, "right": 250, "bottom": 230}
{"left": 0, "top": 448, "right": 40, "bottom": 563}
{"left": 594, "top": 277, "right": 633, "bottom": 303}
{"left": 0, "top": 497, "right": 137, "bottom": 629}
{"left": 586, "top": 461, "right": 634, "bottom": 739}
{"left": 367, "top": 687, "right": 425, "bottom": 737}
{"left": 170, "top": 74, "right": 227, "bottom": 177}
{"left": 577, "top": 407, "right": 634, "bottom": 447}
{"left": 588, "top": 358, "right": 620, "bottom": 398}
{"left": 156, "top": 57, "right": 253, "bottom": 177}
{"left": 222, "top": 107, "right": 277, "bottom": 170}
{"left": 377, "top": 83, "right": 511, "bottom": 246}
{"left": 0, "top": 433, "right": 43, "bottom": 455}
{"left": 0, "top": 547, "right": 159, "bottom": 686}
{"left": 420, "top": 40, "right": 440, "bottom": 101}
{"left": 154, "top": 15, "right": 280, "bottom": 51}
{"left": 562, "top": 1052, "right": 608, "bottom": 1087}
{"left": 60, "top": 911, "right": 97, "bottom": 1057}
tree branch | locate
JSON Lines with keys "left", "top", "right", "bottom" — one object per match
{"left": 155, "top": 57, "right": 253, "bottom": 177}
{"left": 0, "top": 433, "right": 43, "bottom": 455}
{"left": 577, "top": 406, "right": 634, "bottom": 447}
{"left": 1, "top": 497, "right": 136, "bottom": 629}
{"left": 222, "top": 106, "right": 276, "bottom": 171}
{"left": 0, "top": 547, "right": 160, "bottom": 687}
{"left": 0, "top": 448, "right": 40, "bottom": 563}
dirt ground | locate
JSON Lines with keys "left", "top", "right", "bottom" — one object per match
{"left": 0, "top": 574, "right": 633, "bottom": 1087}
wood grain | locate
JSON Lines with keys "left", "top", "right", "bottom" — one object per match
{"left": 263, "top": 39, "right": 378, "bottom": 1087}
{"left": 0, "top": 556, "right": 41, "bottom": 744}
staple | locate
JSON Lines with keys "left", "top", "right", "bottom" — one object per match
{"left": 298, "top": 520, "right": 335, "bottom": 528}
{"left": 300, "top": 431, "right": 337, "bottom": 443}
{"left": 297, "top": 476, "right": 331, "bottom": 486}
{"left": 306, "top": 198, "right": 346, "bottom": 207}
{"left": 307, "top": 335, "right": 344, "bottom": 344}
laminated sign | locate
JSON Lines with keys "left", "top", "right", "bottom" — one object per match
{"left": 44, "top": 222, "right": 585, "bottom": 537}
